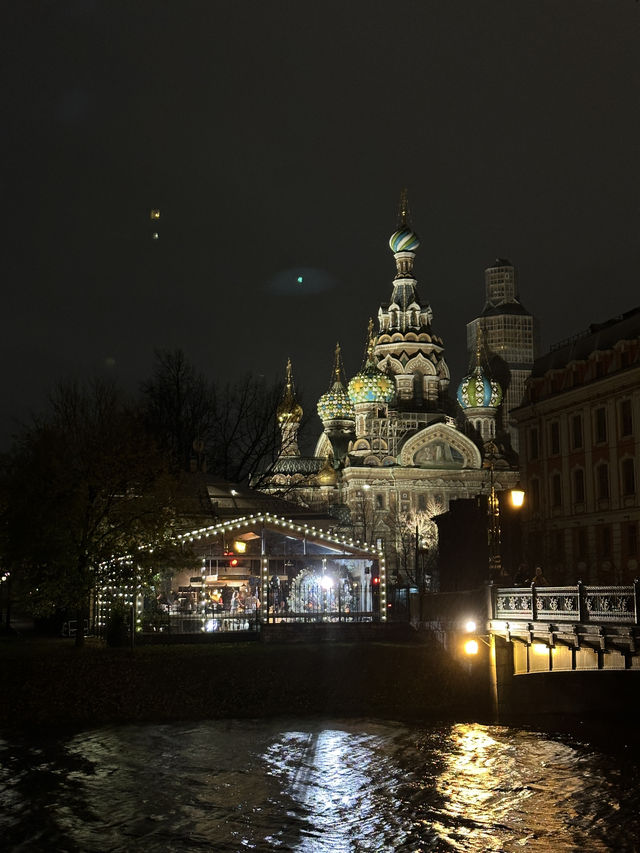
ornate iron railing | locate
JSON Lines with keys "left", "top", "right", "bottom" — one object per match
{"left": 494, "top": 583, "right": 638, "bottom": 625}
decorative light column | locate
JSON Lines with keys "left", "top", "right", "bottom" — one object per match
{"left": 484, "top": 440, "right": 503, "bottom": 582}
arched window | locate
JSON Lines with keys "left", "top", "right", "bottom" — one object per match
{"left": 529, "top": 478, "right": 540, "bottom": 513}
{"left": 573, "top": 468, "right": 585, "bottom": 503}
{"left": 622, "top": 458, "right": 636, "bottom": 496}
{"left": 551, "top": 473, "right": 562, "bottom": 507}
{"left": 596, "top": 463, "right": 610, "bottom": 500}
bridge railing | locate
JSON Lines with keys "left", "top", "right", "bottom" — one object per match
{"left": 494, "top": 582, "right": 639, "bottom": 625}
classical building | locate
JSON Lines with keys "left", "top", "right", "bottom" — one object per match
{"left": 467, "top": 259, "right": 539, "bottom": 451}
{"left": 511, "top": 307, "right": 640, "bottom": 584}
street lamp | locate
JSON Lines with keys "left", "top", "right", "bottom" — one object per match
{"left": 510, "top": 482, "right": 525, "bottom": 509}
{"left": 483, "top": 442, "right": 525, "bottom": 583}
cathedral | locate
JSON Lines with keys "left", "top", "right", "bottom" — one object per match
{"left": 259, "top": 193, "right": 528, "bottom": 586}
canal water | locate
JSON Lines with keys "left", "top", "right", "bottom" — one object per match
{"left": 1, "top": 718, "right": 639, "bottom": 852}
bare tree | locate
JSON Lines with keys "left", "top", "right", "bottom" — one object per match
{"left": 347, "top": 487, "right": 386, "bottom": 547}
{"left": 141, "top": 349, "right": 215, "bottom": 472}
{"left": 1, "top": 379, "right": 179, "bottom": 646}
{"left": 141, "top": 351, "right": 300, "bottom": 486}
{"left": 384, "top": 501, "right": 443, "bottom": 592}
{"left": 208, "top": 374, "right": 284, "bottom": 485}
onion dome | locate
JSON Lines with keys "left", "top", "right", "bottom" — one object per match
{"left": 348, "top": 321, "right": 396, "bottom": 405}
{"left": 316, "top": 455, "right": 339, "bottom": 486}
{"left": 389, "top": 188, "right": 420, "bottom": 254}
{"left": 457, "top": 365, "right": 502, "bottom": 409}
{"left": 277, "top": 358, "right": 303, "bottom": 424}
{"left": 389, "top": 227, "right": 420, "bottom": 254}
{"left": 318, "top": 343, "right": 355, "bottom": 421}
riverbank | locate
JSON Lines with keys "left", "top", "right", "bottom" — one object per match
{"left": 0, "top": 635, "right": 490, "bottom": 730}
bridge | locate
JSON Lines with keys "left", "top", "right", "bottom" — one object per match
{"left": 489, "top": 582, "right": 640, "bottom": 671}
{"left": 483, "top": 583, "right": 640, "bottom": 722}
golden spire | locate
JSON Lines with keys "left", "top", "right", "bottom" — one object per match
{"left": 475, "top": 325, "right": 483, "bottom": 367}
{"left": 285, "top": 357, "right": 294, "bottom": 393}
{"left": 332, "top": 342, "right": 344, "bottom": 384}
{"left": 277, "top": 357, "right": 303, "bottom": 423}
{"left": 367, "top": 318, "right": 376, "bottom": 362}
{"left": 397, "top": 188, "right": 410, "bottom": 228}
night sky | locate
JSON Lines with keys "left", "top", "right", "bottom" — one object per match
{"left": 3, "top": 1, "right": 639, "bottom": 449}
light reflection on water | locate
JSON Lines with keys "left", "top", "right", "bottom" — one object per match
{"left": 1, "top": 719, "right": 639, "bottom": 852}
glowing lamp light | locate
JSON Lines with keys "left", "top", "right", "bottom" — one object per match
{"left": 510, "top": 483, "right": 525, "bottom": 508}
{"left": 297, "top": 275, "right": 303, "bottom": 283}
{"left": 532, "top": 643, "right": 549, "bottom": 656}
{"left": 320, "top": 575, "right": 334, "bottom": 590}
{"left": 233, "top": 540, "right": 247, "bottom": 554}
{"left": 464, "top": 639, "right": 479, "bottom": 656}
{"left": 150, "top": 209, "right": 160, "bottom": 220}
{"left": 464, "top": 620, "right": 477, "bottom": 633}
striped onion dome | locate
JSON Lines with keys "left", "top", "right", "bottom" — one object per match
{"left": 389, "top": 227, "right": 420, "bottom": 253}
{"left": 457, "top": 365, "right": 503, "bottom": 410}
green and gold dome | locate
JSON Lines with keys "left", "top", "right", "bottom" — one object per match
{"left": 318, "top": 343, "right": 355, "bottom": 421}
{"left": 348, "top": 322, "right": 396, "bottom": 405}
{"left": 457, "top": 365, "right": 502, "bottom": 410}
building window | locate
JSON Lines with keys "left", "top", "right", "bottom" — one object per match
{"left": 417, "top": 494, "right": 427, "bottom": 511}
{"left": 627, "top": 524, "right": 637, "bottom": 556}
{"left": 529, "top": 427, "right": 539, "bottom": 460}
{"left": 596, "top": 463, "right": 610, "bottom": 500}
{"left": 375, "top": 493, "right": 386, "bottom": 510}
{"left": 551, "top": 473, "right": 562, "bottom": 507}
{"left": 571, "top": 414, "right": 583, "bottom": 450}
{"left": 577, "top": 528, "right": 587, "bottom": 559}
{"left": 552, "top": 531, "right": 564, "bottom": 561}
{"left": 595, "top": 407, "right": 607, "bottom": 444}
{"left": 599, "top": 526, "right": 611, "bottom": 557}
{"left": 550, "top": 422, "right": 560, "bottom": 455}
{"left": 620, "top": 399, "right": 633, "bottom": 437}
{"left": 573, "top": 468, "right": 585, "bottom": 503}
{"left": 529, "top": 478, "right": 540, "bottom": 513}
{"left": 622, "top": 458, "right": 635, "bottom": 496}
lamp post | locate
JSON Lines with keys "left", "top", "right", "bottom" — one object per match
{"left": 483, "top": 442, "right": 525, "bottom": 583}
{"left": 483, "top": 442, "right": 502, "bottom": 582}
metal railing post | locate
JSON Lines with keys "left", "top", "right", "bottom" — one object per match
{"left": 577, "top": 580, "right": 587, "bottom": 623}
{"left": 485, "top": 581, "right": 495, "bottom": 622}
{"left": 531, "top": 583, "right": 538, "bottom": 621}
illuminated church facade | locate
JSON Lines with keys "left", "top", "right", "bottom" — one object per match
{"left": 260, "top": 195, "right": 522, "bottom": 586}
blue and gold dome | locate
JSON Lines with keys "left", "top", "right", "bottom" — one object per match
{"left": 348, "top": 324, "right": 395, "bottom": 405}
{"left": 318, "top": 384, "right": 355, "bottom": 420}
{"left": 318, "top": 343, "right": 356, "bottom": 421}
{"left": 457, "top": 365, "right": 502, "bottom": 410}
{"left": 348, "top": 367, "right": 395, "bottom": 404}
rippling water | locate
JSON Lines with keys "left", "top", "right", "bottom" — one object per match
{"left": 1, "top": 719, "right": 639, "bottom": 852}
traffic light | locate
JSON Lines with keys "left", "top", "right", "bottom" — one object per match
{"left": 371, "top": 573, "right": 381, "bottom": 608}
{"left": 223, "top": 550, "right": 239, "bottom": 567}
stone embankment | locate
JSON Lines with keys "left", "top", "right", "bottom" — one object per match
{"left": 1, "top": 631, "right": 489, "bottom": 730}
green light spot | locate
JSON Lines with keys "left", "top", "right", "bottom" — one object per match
{"left": 297, "top": 275, "right": 303, "bottom": 284}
